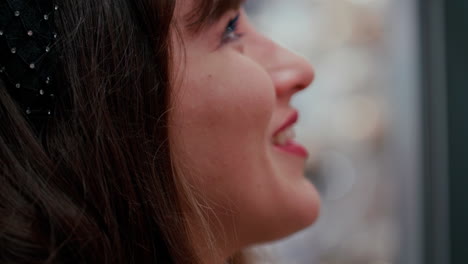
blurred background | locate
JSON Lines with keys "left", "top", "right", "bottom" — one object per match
{"left": 245, "top": 0, "right": 468, "bottom": 264}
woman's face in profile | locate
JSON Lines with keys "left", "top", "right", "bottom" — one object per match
{"left": 170, "top": 0, "right": 320, "bottom": 251}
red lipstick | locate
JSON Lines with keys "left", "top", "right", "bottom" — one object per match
{"left": 273, "top": 111, "right": 299, "bottom": 137}
{"left": 273, "top": 111, "right": 309, "bottom": 158}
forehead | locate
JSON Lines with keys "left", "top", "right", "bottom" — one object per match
{"left": 181, "top": 0, "right": 245, "bottom": 32}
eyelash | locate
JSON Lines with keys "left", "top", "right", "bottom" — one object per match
{"left": 221, "top": 13, "right": 242, "bottom": 44}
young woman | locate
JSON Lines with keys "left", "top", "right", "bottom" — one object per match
{"left": 0, "top": 0, "right": 320, "bottom": 263}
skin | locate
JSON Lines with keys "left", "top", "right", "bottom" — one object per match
{"left": 169, "top": 0, "right": 320, "bottom": 261}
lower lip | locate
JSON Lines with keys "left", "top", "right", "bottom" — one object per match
{"left": 274, "top": 140, "right": 309, "bottom": 158}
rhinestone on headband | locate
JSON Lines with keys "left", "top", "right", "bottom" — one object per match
{"left": 0, "top": 0, "right": 59, "bottom": 123}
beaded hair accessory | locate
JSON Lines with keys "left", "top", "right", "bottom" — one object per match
{"left": 0, "top": 0, "right": 59, "bottom": 121}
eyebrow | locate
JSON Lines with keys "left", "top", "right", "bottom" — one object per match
{"left": 185, "top": 0, "right": 246, "bottom": 33}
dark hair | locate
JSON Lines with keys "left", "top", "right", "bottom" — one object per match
{"left": 1, "top": 0, "right": 251, "bottom": 263}
{"left": 0, "top": 0, "right": 199, "bottom": 263}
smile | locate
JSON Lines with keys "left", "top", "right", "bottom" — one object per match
{"left": 272, "top": 111, "right": 309, "bottom": 158}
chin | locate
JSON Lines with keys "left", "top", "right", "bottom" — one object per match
{"left": 279, "top": 187, "right": 320, "bottom": 239}
{"left": 250, "top": 180, "right": 321, "bottom": 244}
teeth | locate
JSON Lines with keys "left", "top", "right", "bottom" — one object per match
{"left": 273, "top": 127, "right": 295, "bottom": 146}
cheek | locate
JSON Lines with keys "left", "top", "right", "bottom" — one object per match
{"left": 170, "top": 52, "right": 275, "bottom": 184}
{"left": 180, "top": 60, "right": 273, "bottom": 132}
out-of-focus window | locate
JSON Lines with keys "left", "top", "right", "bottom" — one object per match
{"left": 246, "top": 1, "right": 422, "bottom": 263}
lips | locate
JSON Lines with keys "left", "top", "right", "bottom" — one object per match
{"left": 273, "top": 111, "right": 298, "bottom": 138}
{"left": 273, "top": 126, "right": 296, "bottom": 145}
{"left": 272, "top": 111, "right": 308, "bottom": 158}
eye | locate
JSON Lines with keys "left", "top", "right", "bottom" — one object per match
{"left": 221, "top": 13, "right": 242, "bottom": 44}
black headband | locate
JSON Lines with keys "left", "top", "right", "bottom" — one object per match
{"left": 0, "top": 0, "right": 59, "bottom": 124}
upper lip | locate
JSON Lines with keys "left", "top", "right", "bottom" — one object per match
{"left": 273, "top": 110, "right": 299, "bottom": 137}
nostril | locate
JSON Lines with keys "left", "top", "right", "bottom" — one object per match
{"left": 272, "top": 70, "right": 297, "bottom": 97}
{"left": 297, "top": 64, "right": 315, "bottom": 91}
{"left": 273, "top": 59, "right": 315, "bottom": 97}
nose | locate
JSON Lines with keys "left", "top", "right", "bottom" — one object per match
{"left": 265, "top": 42, "right": 315, "bottom": 99}
{"left": 244, "top": 29, "right": 315, "bottom": 100}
